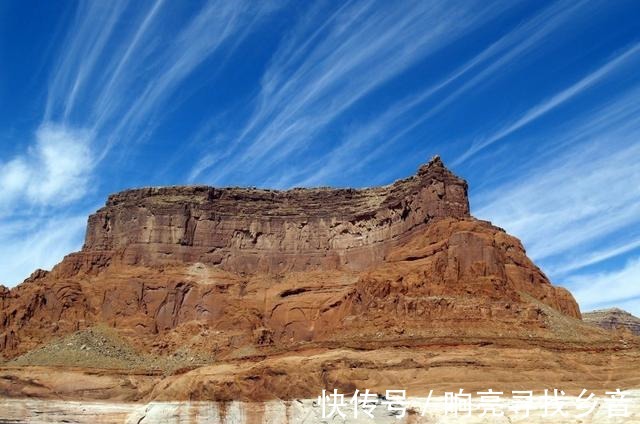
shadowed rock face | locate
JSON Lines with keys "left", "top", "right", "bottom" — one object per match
{"left": 0, "top": 157, "right": 609, "bottom": 402}
{"left": 74, "top": 156, "right": 469, "bottom": 274}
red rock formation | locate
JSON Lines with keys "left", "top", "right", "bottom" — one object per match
{"left": 0, "top": 157, "right": 611, "bottom": 402}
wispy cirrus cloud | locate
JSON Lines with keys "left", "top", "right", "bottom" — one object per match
{"left": 476, "top": 139, "right": 640, "bottom": 261}
{"left": 472, "top": 83, "right": 640, "bottom": 315}
{"left": 474, "top": 84, "right": 640, "bottom": 276}
{"left": 552, "top": 237, "right": 640, "bottom": 277}
{"left": 98, "top": 1, "right": 275, "bottom": 159}
{"left": 256, "top": 0, "right": 598, "bottom": 187}
{"left": 454, "top": 41, "right": 640, "bottom": 165}
{"left": 44, "top": 1, "right": 128, "bottom": 122}
{"left": 189, "top": 0, "right": 514, "bottom": 185}
{"left": 44, "top": 0, "right": 280, "bottom": 161}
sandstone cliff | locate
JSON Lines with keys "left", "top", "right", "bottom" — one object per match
{"left": 1, "top": 157, "right": 632, "bottom": 402}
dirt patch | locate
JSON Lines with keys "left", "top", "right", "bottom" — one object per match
{"left": 8, "top": 326, "right": 211, "bottom": 374}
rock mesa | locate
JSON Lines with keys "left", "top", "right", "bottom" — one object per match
{"left": 1, "top": 157, "right": 622, "bottom": 403}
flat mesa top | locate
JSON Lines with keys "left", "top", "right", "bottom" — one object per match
{"left": 104, "top": 156, "right": 464, "bottom": 210}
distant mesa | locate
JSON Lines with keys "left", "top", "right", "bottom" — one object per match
{"left": 582, "top": 308, "right": 640, "bottom": 336}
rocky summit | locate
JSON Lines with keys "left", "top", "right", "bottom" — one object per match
{"left": 0, "top": 157, "right": 638, "bottom": 403}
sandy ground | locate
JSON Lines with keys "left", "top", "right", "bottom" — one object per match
{"left": 1, "top": 390, "right": 638, "bottom": 423}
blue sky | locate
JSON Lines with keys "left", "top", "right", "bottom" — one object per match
{"left": 1, "top": 1, "right": 639, "bottom": 315}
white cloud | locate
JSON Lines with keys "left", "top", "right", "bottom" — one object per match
{"left": 0, "top": 214, "right": 87, "bottom": 286}
{"left": 0, "top": 123, "right": 94, "bottom": 286}
{"left": 567, "top": 257, "right": 640, "bottom": 317}
{"left": 0, "top": 124, "right": 94, "bottom": 211}
{"left": 551, "top": 237, "right": 640, "bottom": 277}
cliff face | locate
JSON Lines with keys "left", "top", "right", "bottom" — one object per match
{"left": 72, "top": 157, "right": 469, "bottom": 274}
{"left": 0, "top": 157, "right": 594, "bottom": 398}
